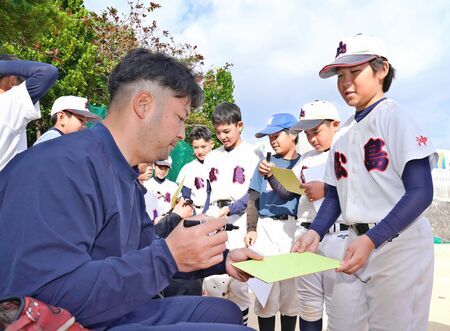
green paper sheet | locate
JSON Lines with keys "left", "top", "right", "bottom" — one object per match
{"left": 233, "top": 252, "right": 340, "bottom": 283}
{"left": 270, "top": 166, "right": 305, "bottom": 195}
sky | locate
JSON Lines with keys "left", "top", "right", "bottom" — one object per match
{"left": 85, "top": 0, "right": 450, "bottom": 149}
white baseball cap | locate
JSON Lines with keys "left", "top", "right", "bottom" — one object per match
{"left": 292, "top": 100, "right": 340, "bottom": 131}
{"left": 155, "top": 156, "right": 172, "bottom": 169}
{"left": 51, "top": 96, "right": 101, "bottom": 121}
{"left": 319, "top": 33, "right": 388, "bottom": 79}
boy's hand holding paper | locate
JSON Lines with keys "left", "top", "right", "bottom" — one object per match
{"left": 270, "top": 166, "right": 305, "bottom": 195}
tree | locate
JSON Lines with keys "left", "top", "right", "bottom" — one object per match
{"left": 1, "top": 0, "right": 234, "bottom": 147}
{"left": 186, "top": 64, "right": 235, "bottom": 140}
{"left": 0, "top": 0, "right": 60, "bottom": 47}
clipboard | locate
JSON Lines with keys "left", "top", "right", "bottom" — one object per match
{"left": 270, "top": 166, "right": 305, "bottom": 195}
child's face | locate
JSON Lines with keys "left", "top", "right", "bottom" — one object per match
{"left": 305, "top": 121, "right": 339, "bottom": 152}
{"left": 192, "top": 138, "right": 213, "bottom": 161}
{"left": 214, "top": 122, "right": 243, "bottom": 149}
{"left": 154, "top": 165, "right": 170, "bottom": 179}
{"left": 268, "top": 130, "right": 296, "bottom": 157}
{"left": 336, "top": 62, "right": 387, "bottom": 111}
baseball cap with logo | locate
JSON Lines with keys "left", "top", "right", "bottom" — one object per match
{"left": 255, "top": 113, "right": 298, "bottom": 138}
{"left": 51, "top": 96, "right": 101, "bottom": 121}
{"left": 292, "top": 100, "right": 340, "bottom": 131}
{"left": 319, "top": 33, "right": 388, "bottom": 79}
{"left": 155, "top": 156, "right": 172, "bottom": 169}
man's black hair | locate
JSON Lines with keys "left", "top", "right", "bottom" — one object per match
{"left": 189, "top": 125, "right": 212, "bottom": 143}
{"left": 108, "top": 48, "right": 203, "bottom": 108}
{"left": 211, "top": 102, "right": 242, "bottom": 126}
{"left": 370, "top": 57, "right": 396, "bottom": 92}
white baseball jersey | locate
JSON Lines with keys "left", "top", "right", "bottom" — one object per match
{"left": 324, "top": 99, "right": 437, "bottom": 224}
{"left": 322, "top": 98, "right": 437, "bottom": 331}
{"left": 0, "top": 82, "right": 40, "bottom": 170}
{"left": 204, "top": 141, "right": 262, "bottom": 203}
{"left": 176, "top": 158, "right": 208, "bottom": 208}
{"left": 202, "top": 141, "right": 261, "bottom": 312}
{"left": 144, "top": 177, "right": 178, "bottom": 216}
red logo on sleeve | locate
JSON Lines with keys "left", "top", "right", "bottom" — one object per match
{"left": 416, "top": 135, "right": 428, "bottom": 147}
{"left": 364, "top": 138, "right": 389, "bottom": 172}
{"left": 334, "top": 151, "right": 348, "bottom": 180}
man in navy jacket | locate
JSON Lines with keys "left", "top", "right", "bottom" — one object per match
{"left": 0, "top": 49, "right": 261, "bottom": 330}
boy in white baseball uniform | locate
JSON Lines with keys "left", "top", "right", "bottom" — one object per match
{"left": 290, "top": 100, "right": 348, "bottom": 331}
{"left": 144, "top": 157, "right": 178, "bottom": 217}
{"left": 293, "top": 33, "right": 437, "bottom": 331}
{"left": 245, "top": 113, "right": 300, "bottom": 331}
{"left": 177, "top": 126, "right": 214, "bottom": 214}
{"left": 203, "top": 102, "right": 261, "bottom": 325}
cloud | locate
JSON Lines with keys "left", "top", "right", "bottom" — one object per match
{"left": 85, "top": 0, "right": 450, "bottom": 148}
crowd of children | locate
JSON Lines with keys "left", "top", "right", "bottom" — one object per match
{"left": 137, "top": 33, "right": 437, "bottom": 331}
{"left": 1, "top": 32, "right": 437, "bottom": 331}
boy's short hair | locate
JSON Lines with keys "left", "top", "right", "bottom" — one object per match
{"left": 189, "top": 125, "right": 212, "bottom": 143}
{"left": 211, "top": 102, "right": 242, "bottom": 126}
{"left": 369, "top": 57, "right": 396, "bottom": 92}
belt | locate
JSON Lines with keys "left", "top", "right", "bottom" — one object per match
{"left": 300, "top": 222, "right": 349, "bottom": 234}
{"left": 349, "top": 223, "right": 377, "bottom": 236}
{"left": 211, "top": 199, "right": 232, "bottom": 208}
{"left": 271, "top": 215, "right": 297, "bottom": 221}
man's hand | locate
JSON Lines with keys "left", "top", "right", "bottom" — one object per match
{"left": 218, "top": 206, "right": 230, "bottom": 217}
{"left": 172, "top": 198, "right": 194, "bottom": 219}
{"left": 244, "top": 231, "right": 257, "bottom": 247}
{"left": 301, "top": 181, "right": 325, "bottom": 202}
{"left": 166, "top": 218, "right": 228, "bottom": 272}
{"left": 291, "top": 230, "right": 320, "bottom": 253}
{"left": 258, "top": 160, "right": 273, "bottom": 178}
{"left": 337, "top": 235, "right": 375, "bottom": 274}
{"left": 226, "top": 248, "right": 264, "bottom": 282}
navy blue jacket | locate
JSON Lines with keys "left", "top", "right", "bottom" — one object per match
{"left": 0, "top": 123, "right": 226, "bottom": 326}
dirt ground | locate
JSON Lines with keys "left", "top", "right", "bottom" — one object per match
{"left": 247, "top": 244, "right": 450, "bottom": 331}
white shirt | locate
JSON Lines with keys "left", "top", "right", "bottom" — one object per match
{"left": 204, "top": 141, "right": 262, "bottom": 203}
{"left": 176, "top": 158, "right": 208, "bottom": 207}
{"left": 0, "top": 82, "right": 40, "bottom": 170}
{"left": 324, "top": 99, "right": 437, "bottom": 224}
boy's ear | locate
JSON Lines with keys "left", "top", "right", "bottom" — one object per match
{"left": 209, "top": 140, "right": 215, "bottom": 148}
{"left": 376, "top": 61, "right": 389, "bottom": 81}
{"left": 237, "top": 121, "right": 244, "bottom": 132}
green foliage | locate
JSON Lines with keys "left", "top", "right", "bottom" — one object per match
{"left": 186, "top": 65, "right": 235, "bottom": 144}
{"left": 0, "top": 0, "right": 60, "bottom": 47}
{"left": 1, "top": 0, "right": 235, "bottom": 148}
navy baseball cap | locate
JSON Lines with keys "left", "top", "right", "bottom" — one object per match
{"left": 255, "top": 113, "right": 297, "bottom": 138}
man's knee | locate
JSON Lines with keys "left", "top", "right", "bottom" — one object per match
{"left": 199, "top": 297, "right": 243, "bottom": 325}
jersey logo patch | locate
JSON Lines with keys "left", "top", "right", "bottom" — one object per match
{"left": 364, "top": 138, "right": 389, "bottom": 172}
{"left": 233, "top": 166, "right": 245, "bottom": 184}
{"left": 209, "top": 168, "right": 218, "bottom": 182}
{"left": 164, "top": 192, "right": 171, "bottom": 203}
{"left": 416, "top": 135, "right": 428, "bottom": 147}
{"left": 299, "top": 109, "right": 305, "bottom": 118}
{"left": 336, "top": 41, "right": 347, "bottom": 58}
{"left": 194, "top": 177, "right": 204, "bottom": 189}
{"left": 334, "top": 151, "right": 348, "bottom": 180}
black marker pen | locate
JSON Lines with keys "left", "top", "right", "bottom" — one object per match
{"left": 183, "top": 219, "right": 239, "bottom": 231}
{"left": 264, "top": 151, "right": 272, "bottom": 179}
